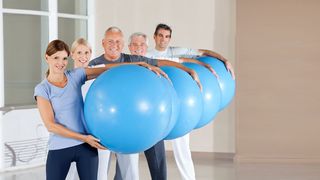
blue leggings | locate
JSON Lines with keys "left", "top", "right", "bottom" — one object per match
{"left": 46, "top": 143, "right": 98, "bottom": 180}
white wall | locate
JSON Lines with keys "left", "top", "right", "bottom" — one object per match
{"left": 94, "top": 0, "right": 235, "bottom": 153}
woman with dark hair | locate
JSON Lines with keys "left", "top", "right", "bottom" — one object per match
{"left": 35, "top": 39, "right": 162, "bottom": 180}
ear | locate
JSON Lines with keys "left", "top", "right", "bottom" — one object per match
{"left": 45, "top": 54, "right": 49, "bottom": 62}
{"left": 102, "top": 39, "right": 105, "bottom": 47}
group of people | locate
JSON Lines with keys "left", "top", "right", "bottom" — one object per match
{"left": 34, "top": 23, "right": 235, "bottom": 180}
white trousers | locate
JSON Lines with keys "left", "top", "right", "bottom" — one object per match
{"left": 115, "top": 152, "right": 139, "bottom": 180}
{"left": 172, "top": 133, "right": 196, "bottom": 180}
{"left": 65, "top": 149, "right": 139, "bottom": 180}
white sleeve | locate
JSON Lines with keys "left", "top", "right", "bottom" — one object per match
{"left": 171, "top": 47, "right": 201, "bottom": 58}
{"left": 81, "top": 64, "right": 105, "bottom": 100}
{"left": 156, "top": 57, "right": 180, "bottom": 62}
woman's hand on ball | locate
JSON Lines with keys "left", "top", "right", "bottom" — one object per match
{"left": 84, "top": 135, "right": 107, "bottom": 150}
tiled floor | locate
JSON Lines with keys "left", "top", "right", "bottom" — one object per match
{"left": 1, "top": 152, "right": 320, "bottom": 180}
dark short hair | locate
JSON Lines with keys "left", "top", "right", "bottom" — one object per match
{"left": 154, "top": 23, "right": 172, "bottom": 37}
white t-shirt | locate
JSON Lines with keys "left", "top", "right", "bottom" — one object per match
{"left": 146, "top": 46, "right": 201, "bottom": 62}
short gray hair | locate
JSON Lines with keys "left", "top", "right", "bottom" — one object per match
{"left": 128, "top": 32, "right": 149, "bottom": 46}
{"left": 104, "top": 26, "right": 123, "bottom": 37}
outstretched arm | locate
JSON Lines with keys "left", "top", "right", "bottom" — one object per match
{"left": 85, "top": 62, "right": 167, "bottom": 80}
{"left": 179, "top": 58, "right": 218, "bottom": 78}
{"left": 198, "top": 49, "right": 235, "bottom": 79}
{"left": 157, "top": 59, "right": 202, "bottom": 91}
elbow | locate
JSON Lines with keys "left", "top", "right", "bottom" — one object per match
{"left": 45, "top": 123, "right": 57, "bottom": 133}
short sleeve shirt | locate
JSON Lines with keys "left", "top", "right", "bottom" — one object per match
{"left": 34, "top": 68, "right": 87, "bottom": 150}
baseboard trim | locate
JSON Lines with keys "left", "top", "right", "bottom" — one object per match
{"left": 164, "top": 151, "right": 235, "bottom": 160}
{"left": 234, "top": 155, "right": 320, "bottom": 164}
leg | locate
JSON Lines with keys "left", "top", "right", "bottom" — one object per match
{"left": 144, "top": 140, "right": 167, "bottom": 180}
{"left": 98, "top": 149, "right": 112, "bottom": 180}
{"left": 66, "top": 162, "right": 79, "bottom": 180}
{"left": 172, "top": 134, "right": 196, "bottom": 180}
{"left": 76, "top": 144, "right": 99, "bottom": 180}
{"left": 114, "top": 159, "right": 123, "bottom": 180}
{"left": 115, "top": 153, "right": 139, "bottom": 180}
{"left": 46, "top": 148, "right": 74, "bottom": 180}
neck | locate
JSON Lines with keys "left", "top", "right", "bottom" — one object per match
{"left": 155, "top": 46, "right": 166, "bottom": 52}
{"left": 104, "top": 53, "right": 120, "bottom": 61}
{"left": 47, "top": 73, "right": 65, "bottom": 82}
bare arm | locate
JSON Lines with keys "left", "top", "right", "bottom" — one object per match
{"left": 198, "top": 49, "right": 235, "bottom": 79}
{"left": 85, "top": 62, "right": 168, "bottom": 80}
{"left": 36, "top": 96, "right": 106, "bottom": 150}
{"left": 179, "top": 58, "right": 218, "bottom": 78}
{"left": 157, "top": 59, "right": 202, "bottom": 91}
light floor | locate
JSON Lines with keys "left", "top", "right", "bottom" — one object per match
{"left": 1, "top": 152, "right": 320, "bottom": 180}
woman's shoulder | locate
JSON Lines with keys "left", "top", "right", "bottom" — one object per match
{"left": 65, "top": 68, "right": 85, "bottom": 77}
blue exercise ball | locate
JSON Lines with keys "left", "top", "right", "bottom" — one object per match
{"left": 197, "top": 56, "right": 235, "bottom": 110}
{"left": 160, "top": 76, "right": 180, "bottom": 138}
{"left": 161, "top": 66, "right": 203, "bottom": 140}
{"left": 183, "top": 63, "right": 221, "bottom": 129}
{"left": 84, "top": 65, "right": 172, "bottom": 154}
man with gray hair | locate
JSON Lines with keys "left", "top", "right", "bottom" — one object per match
{"left": 127, "top": 32, "right": 167, "bottom": 180}
{"left": 126, "top": 32, "right": 218, "bottom": 180}
{"left": 89, "top": 27, "right": 203, "bottom": 180}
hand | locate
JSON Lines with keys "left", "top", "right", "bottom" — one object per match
{"left": 189, "top": 70, "right": 203, "bottom": 91}
{"left": 138, "top": 62, "right": 169, "bottom": 79}
{"left": 223, "top": 61, "right": 235, "bottom": 80}
{"left": 84, "top": 135, "right": 107, "bottom": 150}
{"left": 203, "top": 63, "right": 219, "bottom": 78}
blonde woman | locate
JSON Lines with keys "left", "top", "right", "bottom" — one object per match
{"left": 68, "top": 38, "right": 117, "bottom": 180}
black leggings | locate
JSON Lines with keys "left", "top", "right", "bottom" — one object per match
{"left": 46, "top": 143, "right": 98, "bottom": 180}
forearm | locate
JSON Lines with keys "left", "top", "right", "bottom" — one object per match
{"left": 199, "top": 49, "right": 228, "bottom": 63}
{"left": 157, "top": 59, "right": 194, "bottom": 75}
{"left": 47, "top": 123, "right": 87, "bottom": 142}
{"left": 179, "top": 58, "right": 206, "bottom": 66}
{"left": 86, "top": 62, "right": 147, "bottom": 80}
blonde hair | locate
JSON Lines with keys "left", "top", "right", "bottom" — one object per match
{"left": 71, "top": 38, "right": 92, "bottom": 53}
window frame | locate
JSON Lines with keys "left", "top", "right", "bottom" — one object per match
{"left": 0, "top": 0, "right": 95, "bottom": 108}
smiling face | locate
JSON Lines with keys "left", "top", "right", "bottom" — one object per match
{"left": 45, "top": 50, "right": 68, "bottom": 75}
{"left": 128, "top": 35, "right": 148, "bottom": 56}
{"left": 154, "top": 28, "right": 171, "bottom": 51}
{"left": 102, "top": 30, "right": 124, "bottom": 61}
{"left": 71, "top": 44, "right": 91, "bottom": 68}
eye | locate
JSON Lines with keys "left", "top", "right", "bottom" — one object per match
{"left": 77, "top": 51, "right": 81, "bottom": 55}
{"left": 54, "top": 56, "right": 59, "bottom": 59}
{"left": 63, "top": 57, "right": 68, "bottom": 60}
{"left": 85, "top": 51, "right": 89, "bottom": 54}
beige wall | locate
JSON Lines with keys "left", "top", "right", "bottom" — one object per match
{"left": 236, "top": 0, "right": 320, "bottom": 162}
{"left": 94, "top": 0, "right": 236, "bottom": 153}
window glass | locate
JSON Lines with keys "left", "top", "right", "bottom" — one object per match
{"left": 3, "top": 14, "right": 49, "bottom": 106}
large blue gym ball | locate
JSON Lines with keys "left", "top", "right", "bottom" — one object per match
{"left": 183, "top": 63, "right": 221, "bottom": 129}
{"left": 197, "top": 56, "right": 235, "bottom": 110}
{"left": 161, "top": 66, "right": 203, "bottom": 140}
{"left": 84, "top": 65, "right": 172, "bottom": 154}
{"left": 160, "top": 76, "right": 180, "bottom": 138}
